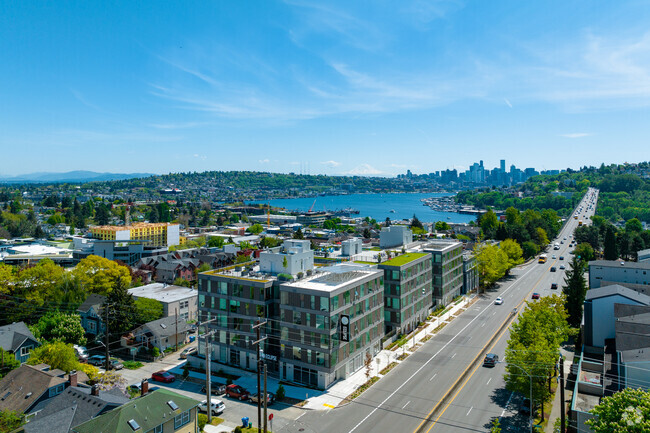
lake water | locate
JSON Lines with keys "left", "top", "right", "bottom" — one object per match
{"left": 249, "top": 193, "right": 476, "bottom": 224}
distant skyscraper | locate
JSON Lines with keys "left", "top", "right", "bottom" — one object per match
{"left": 500, "top": 159, "right": 506, "bottom": 173}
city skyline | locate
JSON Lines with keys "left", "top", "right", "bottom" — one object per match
{"left": 2, "top": 1, "right": 649, "bottom": 176}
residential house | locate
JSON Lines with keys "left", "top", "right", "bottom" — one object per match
{"left": 0, "top": 364, "right": 69, "bottom": 415}
{"left": 71, "top": 388, "right": 200, "bottom": 433}
{"left": 128, "top": 283, "right": 198, "bottom": 321}
{"left": 0, "top": 322, "right": 40, "bottom": 364}
{"left": 77, "top": 294, "right": 106, "bottom": 337}
{"left": 132, "top": 316, "right": 192, "bottom": 352}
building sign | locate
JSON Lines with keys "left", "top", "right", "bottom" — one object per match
{"left": 340, "top": 315, "right": 350, "bottom": 342}
{"left": 261, "top": 353, "right": 277, "bottom": 362}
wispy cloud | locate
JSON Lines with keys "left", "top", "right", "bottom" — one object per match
{"left": 259, "top": 159, "right": 270, "bottom": 164}
{"left": 193, "top": 154, "right": 207, "bottom": 160}
{"left": 560, "top": 133, "right": 592, "bottom": 138}
{"left": 504, "top": 98, "right": 513, "bottom": 108}
{"left": 321, "top": 160, "right": 340, "bottom": 167}
{"left": 345, "top": 164, "right": 384, "bottom": 176}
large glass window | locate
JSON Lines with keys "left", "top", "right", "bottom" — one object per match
{"left": 331, "top": 296, "right": 339, "bottom": 311}
{"left": 293, "top": 347, "right": 302, "bottom": 360}
{"left": 320, "top": 296, "right": 329, "bottom": 312}
{"left": 174, "top": 411, "right": 190, "bottom": 430}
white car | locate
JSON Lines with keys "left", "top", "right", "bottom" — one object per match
{"left": 198, "top": 399, "right": 225, "bottom": 415}
{"left": 494, "top": 297, "right": 503, "bottom": 305}
{"left": 560, "top": 265, "right": 566, "bottom": 270}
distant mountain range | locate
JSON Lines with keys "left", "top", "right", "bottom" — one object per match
{"left": 0, "top": 171, "right": 155, "bottom": 183}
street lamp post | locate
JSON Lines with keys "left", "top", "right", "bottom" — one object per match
{"left": 506, "top": 362, "right": 533, "bottom": 433}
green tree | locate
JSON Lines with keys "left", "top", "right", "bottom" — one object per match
{"left": 474, "top": 244, "right": 508, "bottom": 288}
{"left": 490, "top": 418, "right": 501, "bottom": 433}
{"left": 0, "top": 410, "right": 25, "bottom": 433}
{"left": 479, "top": 210, "right": 499, "bottom": 239}
{"left": 0, "top": 348, "right": 20, "bottom": 379}
{"left": 207, "top": 236, "right": 225, "bottom": 248}
{"left": 363, "top": 228, "right": 372, "bottom": 239}
{"left": 173, "top": 277, "right": 191, "bottom": 287}
{"left": 500, "top": 239, "right": 524, "bottom": 271}
{"left": 246, "top": 223, "right": 263, "bottom": 234}
{"left": 625, "top": 218, "right": 643, "bottom": 233}
{"left": 586, "top": 388, "right": 650, "bottom": 433}
{"left": 103, "top": 279, "right": 137, "bottom": 344}
{"left": 563, "top": 257, "right": 588, "bottom": 328}
{"left": 435, "top": 221, "right": 450, "bottom": 231}
{"left": 72, "top": 255, "right": 132, "bottom": 295}
{"left": 30, "top": 312, "right": 86, "bottom": 345}
{"left": 95, "top": 203, "right": 111, "bottom": 225}
{"left": 410, "top": 214, "right": 423, "bottom": 230}
{"left": 573, "top": 243, "right": 595, "bottom": 263}
{"left": 27, "top": 341, "right": 79, "bottom": 373}
{"left": 134, "top": 298, "right": 164, "bottom": 325}
{"left": 603, "top": 225, "right": 618, "bottom": 260}
{"left": 293, "top": 228, "right": 305, "bottom": 239}
{"left": 521, "top": 241, "right": 539, "bottom": 259}
{"left": 260, "top": 236, "right": 281, "bottom": 249}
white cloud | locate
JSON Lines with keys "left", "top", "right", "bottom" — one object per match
{"left": 560, "top": 133, "right": 592, "bottom": 138}
{"left": 345, "top": 164, "right": 384, "bottom": 176}
{"left": 321, "top": 160, "right": 341, "bottom": 167}
{"left": 259, "top": 159, "right": 270, "bottom": 164}
{"left": 193, "top": 154, "right": 207, "bottom": 160}
{"left": 504, "top": 98, "right": 512, "bottom": 108}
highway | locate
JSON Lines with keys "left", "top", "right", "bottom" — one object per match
{"left": 278, "top": 188, "right": 598, "bottom": 433}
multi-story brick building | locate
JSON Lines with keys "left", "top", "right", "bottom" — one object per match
{"left": 378, "top": 252, "right": 432, "bottom": 334}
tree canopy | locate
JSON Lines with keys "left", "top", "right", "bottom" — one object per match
{"left": 72, "top": 255, "right": 132, "bottom": 295}
{"left": 587, "top": 388, "right": 650, "bottom": 433}
{"left": 30, "top": 312, "right": 86, "bottom": 346}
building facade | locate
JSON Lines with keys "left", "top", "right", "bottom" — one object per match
{"left": 378, "top": 253, "right": 432, "bottom": 334}
{"left": 462, "top": 252, "right": 479, "bottom": 295}
{"left": 379, "top": 226, "right": 413, "bottom": 249}
{"left": 128, "top": 283, "right": 198, "bottom": 321}
{"left": 423, "top": 241, "right": 464, "bottom": 307}
{"left": 259, "top": 239, "right": 314, "bottom": 276}
{"left": 589, "top": 260, "right": 650, "bottom": 295}
{"left": 90, "top": 222, "right": 180, "bottom": 247}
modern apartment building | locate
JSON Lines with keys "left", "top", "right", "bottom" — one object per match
{"left": 378, "top": 252, "right": 432, "bottom": 334}
{"left": 423, "top": 241, "right": 464, "bottom": 307}
{"left": 589, "top": 260, "right": 650, "bottom": 296}
{"left": 279, "top": 264, "right": 384, "bottom": 388}
{"left": 462, "top": 251, "right": 479, "bottom": 295}
{"left": 90, "top": 222, "right": 180, "bottom": 247}
{"left": 379, "top": 226, "right": 413, "bottom": 249}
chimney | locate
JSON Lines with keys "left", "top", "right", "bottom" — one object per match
{"left": 91, "top": 384, "right": 99, "bottom": 396}
{"left": 69, "top": 370, "right": 78, "bottom": 387}
{"left": 140, "top": 379, "right": 149, "bottom": 396}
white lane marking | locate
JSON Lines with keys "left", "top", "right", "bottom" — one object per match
{"left": 501, "top": 391, "right": 515, "bottom": 417}
{"left": 481, "top": 322, "right": 486, "bottom": 327}
{"left": 466, "top": 406, "right": 473, "bottom": 416}
{"left": 467, "top": 336, "right": 472, "bottom": 342}
{"left": 486, "top": 377, "right": 492, "bottom": 386}
{"left": 295, "top": 412, "right": 305, "bottom": 421}
{"left": 451, "top": 353, "right": 456, "bottom": 359}
{"left": 430, "top": 373, "right": 437, "bottom": 382}
{"left": 492, "top": 311, "right": 496, "bottom": 316}
{"left": 346, "top": 261, "right": 540, "bottom": 433}
{"left": 403, "top": 401, "right": 411, "bottom": 410}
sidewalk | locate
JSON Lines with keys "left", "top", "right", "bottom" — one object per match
{"left": 303, "top": 294, "right": 477, "bottom": 410}
{"left": 545, "top": 346, "right": 575, "bottom": 432}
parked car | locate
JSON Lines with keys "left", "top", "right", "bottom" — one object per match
{"left": 225, "top": 384, "right": 250, "bottom": 400}
{"left": 250, "top": 392, "right": 275, "bottom": 405}
{"left": 74, "top": 345, "right": 89, "bottom": 362}
{"left": 151, "top": 370, "right": 176, "bottom": 383}
{"left": 494, "top": 297, "right": 503, "bottom": 305}
{"left": 551, "top": 283, "right": 558, "bottom": 290}
{"left": 87, "top": 355, "right": 107, "bottom": 366}
{"left": 532, "top": 293, "right": 540, "bottom": 299}
{"left": 180, "top": 347, "right": 197, "bottom": 359}
{"left": 483, "top": 353, "right": 499, "bottom": 367}
{"left": 198, "top": 398, "right": 225, "bottom": 415}
{"left": 109, "top": 358, "right": 124, "bottom": 370}
{"left": 201, "top": 383, "right": 227, "bottom": 395}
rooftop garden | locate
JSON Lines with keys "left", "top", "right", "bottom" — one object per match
{"left": 381, "top": 252, "right": 429, "bottom": 267}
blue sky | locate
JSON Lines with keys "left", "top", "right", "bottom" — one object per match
{"left": 2, "top": 1, "right": 649, "bottom": 177}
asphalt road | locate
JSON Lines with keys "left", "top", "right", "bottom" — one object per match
{"left": 278, "top": 189, "right": 598, "bottom": 433}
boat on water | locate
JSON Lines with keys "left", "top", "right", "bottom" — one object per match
{"left": 389, "top": 209, "right": 396, "bottom": 213}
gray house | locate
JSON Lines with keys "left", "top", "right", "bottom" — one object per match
{"left": 0, "top": 322, "right": 40, "bottom": 364}
{"left": 132, "top": 316, "right": 192, "bottom": 352}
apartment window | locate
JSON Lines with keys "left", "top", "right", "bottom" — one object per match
{"left": 293, "top": 347, "right": 302, "bottom": 361}
{"left": 20, "top": 346, "right": 32, "bottom": 357}
{"left": 151, "top": 425, "right": 163, "bottom": 433}
{"left": 174, "top": 411, "right": 190, "bottom": 430}
{"left": 48, "top": 384, "right": 64, "bottom": 397}
{"left": 320, "top": 296, "right": 329, "bottom": 312}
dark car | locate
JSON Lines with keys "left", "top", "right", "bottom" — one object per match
{"left": 483, "top": 353, "right": 499, "bottom": 367}
{"left": 559, "top": 256, "right": 565, "bottom": 260}
{"left": 151, "top": 370, "right": 175, "bottom": 383}
{"left": 201, "top": 383, "right": 227, "bottom": 395}
{"left": 532, "top": 293, "right": 540, "bottom": 299}
{"left": 550, "top": 267, "right": 557, "bottom": 272}
{"left": 551, "top": 283, "right": 558, "bottom": 290}
{"left": 225, "top": 384, "right": 250, "bottom": 401}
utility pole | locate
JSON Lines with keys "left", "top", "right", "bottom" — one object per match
{"left": 104, "top": 303, "right": 110, "bottom": 371}
{"left": 252, "top": 320, "right": 267, "bottom": 433}
{"left": 560, "top": 356, "right": 566, "bottom": 433}
{"left": 263, "top": 363, "right": 268, "bottom": 433}
{"left": 175, "top": 307, "right": 178, "bottom": 352}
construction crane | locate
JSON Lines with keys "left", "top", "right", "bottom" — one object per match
{"left": 267, "top": 202, "right": 271, "bottom": 225}
{"left": 308, "top": 198, "right": 317, "bottom": 213}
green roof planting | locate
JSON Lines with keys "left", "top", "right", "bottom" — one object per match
{"left": 380, "top": 252, "right": 429, "bottom": 267}
{"left": 72, "top": 389, "right": 199, "bottom": 433}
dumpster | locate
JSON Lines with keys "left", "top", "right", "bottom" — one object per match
{"left": 241, "top": 417, "right": 249, "bottom": 427}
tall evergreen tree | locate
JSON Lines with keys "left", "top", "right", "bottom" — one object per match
{"left": 102, "top": 279, "right": 136, "bottom": 344}
{"left": 563, "top": 256, "right": 588, "bottom": 328}
{"left": 603, "top": 225, "right": 618, "bottom": 260}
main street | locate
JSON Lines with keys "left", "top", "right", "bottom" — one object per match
{"left": 279, "top": 190, "right": 597, "bottom": 433}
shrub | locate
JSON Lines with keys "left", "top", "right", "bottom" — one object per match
{"left": 198, "top": 414, "right": 208, "bottom": 432}
{"left": 152, "top": 347, "right": 160, "bottom": 357}
{"left": 234, "top": 427, "right": 243, "bottom": 433}
{"left": 276, "top": 384, "right": 286, "bottom": 401}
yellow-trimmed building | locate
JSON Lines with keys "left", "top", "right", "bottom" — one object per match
{"left": 90, "top": 222, "right": 180, "bottom": 247}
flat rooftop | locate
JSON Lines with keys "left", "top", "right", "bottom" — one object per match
{"left": 128, "top": 283, "right": 197, "bottom": 302}
{"left": 589, "top": 260, "right": 650, "bottom": 271}
{"left": 91, "top": 222, "right": 177, "bottom": 232}
{"left": 380, "top": 252, "right": 429, "bottom": 267}
{"left": 283, "top": 267, "right": 382, "bottom": 293}
{"left": 202, "top": 266, "right": 273, "bottom": 283}
{"left": 422, "top": 241, "right": 461, "bottom": 252}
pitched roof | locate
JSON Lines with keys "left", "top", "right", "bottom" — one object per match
{"left": 585, "top": 284, "right": 650, "bottom": 305}
{"left": 0, "top": 364, "right": 67, "bottom": 414}
{"left": 25, "top": 386, "right": 130, "bottom": 433}
{"left": 71, "top": 389, "right": 200, "bottom": 433}
{"left": 77, "top": 294, "right": 107, "bottom": 314}
{"left": 135, "top": 316, "right": 192, "bottom": 339}
{"left": 0, "top": 322, "right": 38, "bottom": 353}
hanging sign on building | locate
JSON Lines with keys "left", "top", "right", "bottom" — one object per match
{"left": 340, "top": 315, "right": 350, "bottom": 342}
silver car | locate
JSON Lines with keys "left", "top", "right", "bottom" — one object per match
{"left": 198, "top": 398, "right": 225, "bottom": 415}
